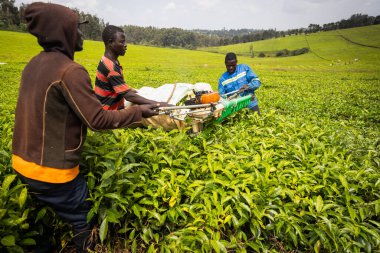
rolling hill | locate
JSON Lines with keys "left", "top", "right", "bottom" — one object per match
{"left": 198, "top": 24, "right": 380, "bottom": 69}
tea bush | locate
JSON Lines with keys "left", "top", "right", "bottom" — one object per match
{"left": 80, "top": 110, "right": 379, "bottom": 252}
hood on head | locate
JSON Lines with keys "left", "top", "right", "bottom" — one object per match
{"left": 25, "top": 2, "right": 79, "bottom": 59}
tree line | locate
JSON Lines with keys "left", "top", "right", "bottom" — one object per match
{"left": 1, "top": 0, "right": 379, "bottom": 49}
{"left": 0, "top": 0, "right": 107, "bottom": 41}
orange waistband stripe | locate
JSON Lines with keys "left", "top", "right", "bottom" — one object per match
{"left": 12, "top": 154, "right": 79, "bottom": 183}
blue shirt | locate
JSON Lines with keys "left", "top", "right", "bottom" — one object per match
{"left": 218, "top": 64, "right": 261, "bottom": 108}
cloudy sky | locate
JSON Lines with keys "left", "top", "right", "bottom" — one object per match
{"left": 15, "top": 0, "right": 380, "bottom": 30}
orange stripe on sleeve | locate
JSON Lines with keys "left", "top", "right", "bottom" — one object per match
{"left": 96, "top": 72, "right": 109, "bottom": 83}
{"left": 102, "top": 100, "right": 125, "bottom": 110}
{"left": 108, "top": 70, "right": 121, "bottom": 77}
{"left": 114, "top": 84, "right": 130, "bottom": 94}
{"left": 94, "top": 86, "right": 118, "bottom": 98}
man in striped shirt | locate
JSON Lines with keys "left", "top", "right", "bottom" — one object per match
{"left": 95, "top": 25, "right": 166, "bottom": 110}
{"left": 218, "top": 52, "right": 261, "bottom": 114}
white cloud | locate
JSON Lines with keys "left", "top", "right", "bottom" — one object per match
{"left": 64, "top": 0, "right": 99, "bottom": 14}
{"left": 193, "top": 0, "right": 220, "bottom": 10}
{"left": 104, "top": 5, "right": 113, "bottom": 12}
{"left": 69, "top": 0, "right": 98, "bottom": 8}
{"left": 165, "top": 2, "right": 176, "bottom": 10}
{"left": 15, "top": 0, "right": 100, "bottom": 14}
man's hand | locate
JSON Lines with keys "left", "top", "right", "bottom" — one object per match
{"left": 239, "top": 84, "right": 249, "bottom": 92}
{"left": 157, "top": 102, "right": 174, "bottom": 107}
{"left": 139, "top": 104, "right": 159, "bottom": 118}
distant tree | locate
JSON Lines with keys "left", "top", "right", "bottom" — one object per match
{"left": 276, "top": 49, "right": 289, "bottom": 57}
{"left": 0, "top": 0, "right": 20, "bottom": 28}
{"left": 232, "top": 35, "right": 239, "bottom": 44}
{"left": 322, "top": 22, "right": 337, "bottom": 31}
{"left": 258, "top": 52, "right": 265, "bottom": 58}
{"left": 307, "top": 24, "right": 321, "bottom": 33}
{"left": 17, "top": 3, "right": 27, "bottom": 30}
{"left": 374, "top": 15, "right": 380, "bottom": 24}
{"left": 291, "top": 47, "right": 309, "bottom": 56}
{"left": 72, "top": 9, "right": 105, "bottom": 41}
{"left": 348, "top": 13, "right": 373, "bottom": 27}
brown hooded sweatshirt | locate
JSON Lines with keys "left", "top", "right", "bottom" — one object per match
{"left": 12, "top": 2, "right": 143, "bottom": 183}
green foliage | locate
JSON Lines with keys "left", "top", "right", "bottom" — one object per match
{"left": 276, "top": 48, "right": 309, "bottom": 57}
{"left": 0, "top": 175, "right": 37, "bottom": 252}
{"left": 80, "top": 110, "right": 380, "bottom": 252}
{"left": 0, "top": 28, "right": 379, "bottom": 252}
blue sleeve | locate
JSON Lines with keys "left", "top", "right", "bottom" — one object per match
{"left": 245, "top": 65, "right": 261, "bottom": 91}
{"left": 218, "top": 76, "right": 226, "bottom": 95}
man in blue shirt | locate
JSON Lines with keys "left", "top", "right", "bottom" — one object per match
{"left": 218, "top": 52, "right": 261, "bottom": 114}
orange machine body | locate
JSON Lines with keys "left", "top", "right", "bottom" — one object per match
{"left": 200, "top": 92, "right": 220, "bottom": 104}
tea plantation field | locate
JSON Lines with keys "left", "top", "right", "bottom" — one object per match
{"left": 0, "top": 26, "right": 379, "bottom": 252}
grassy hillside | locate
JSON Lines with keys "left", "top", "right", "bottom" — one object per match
{"left": 199, "top": 25, "right": 380, "bottom": 67}
{"left": 0, "top": 30, "right": 224, "bottom": 89}
{"left": 337, "top": 24, "right": 380, "bottom": 47}
{"left": 0, "top": 28, "right": 379, "bottom": 252}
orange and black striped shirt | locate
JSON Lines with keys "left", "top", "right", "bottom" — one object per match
{"left": 95, "top": 56, "right": 130, "bottom": 110}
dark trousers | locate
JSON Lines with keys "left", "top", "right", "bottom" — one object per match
{"left": 251, "top": 105, "right": 260, "bottom": 114}
{"left": 17, "top": 173, "right": 93, "bottom": 252}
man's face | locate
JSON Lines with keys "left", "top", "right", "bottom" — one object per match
{"left": 225, "top": 59, "right": 237, "bottom": 74}
{"left": 110, "top": 31, "right": 127, "bottom": 56}
{"left": 75, "top": 27, "right": 84, "bottom": 52}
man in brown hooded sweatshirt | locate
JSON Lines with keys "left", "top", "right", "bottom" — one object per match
{"left": 12, "top": 2, "right": 158, "bottom": 252}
